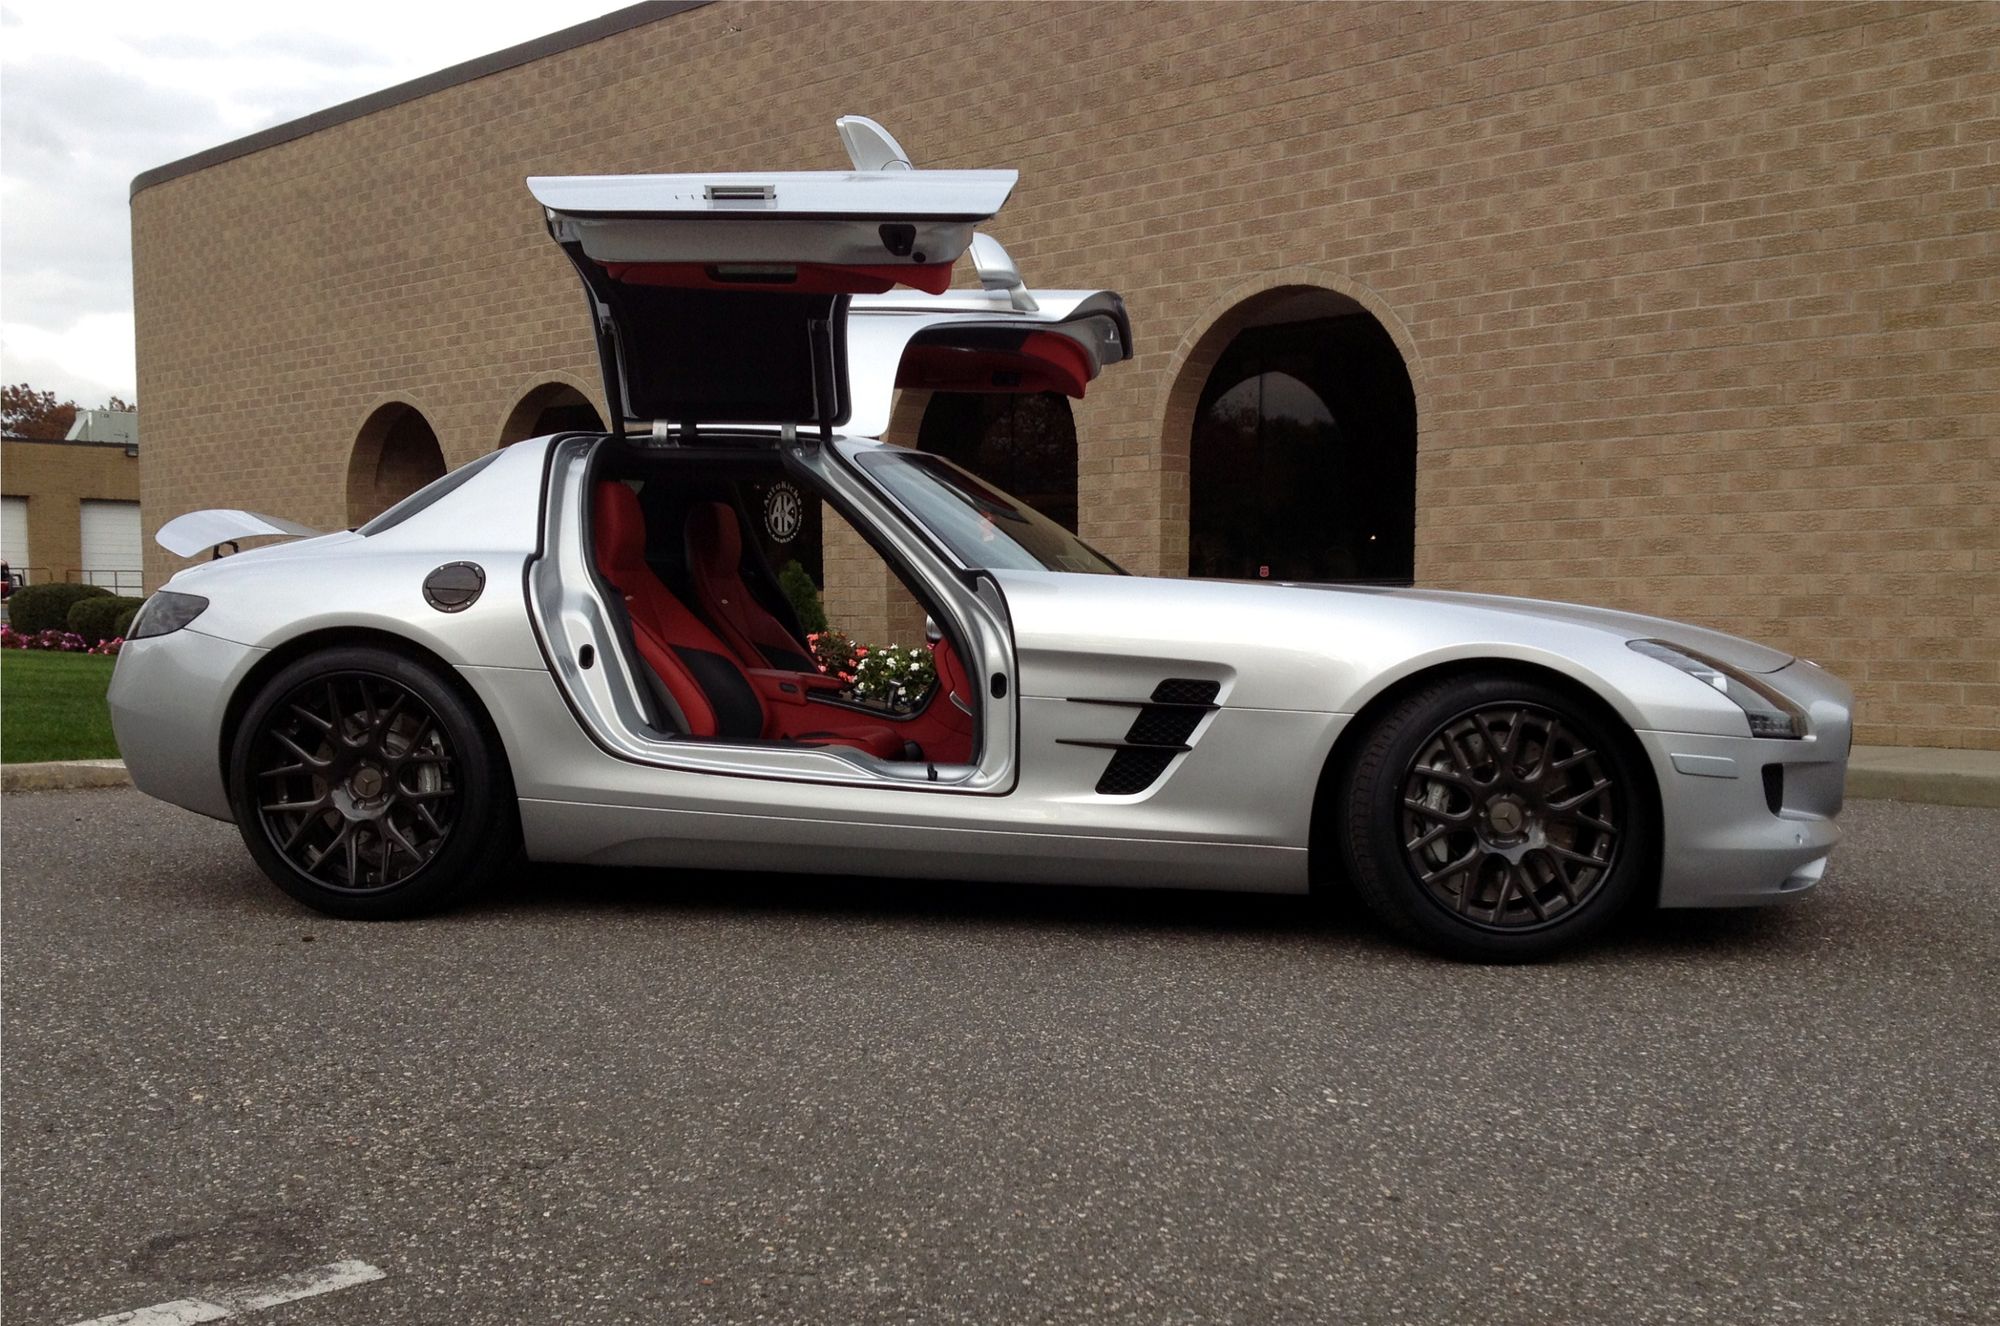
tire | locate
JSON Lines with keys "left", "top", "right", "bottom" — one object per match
{"left": 1336, "top": 673, "right": 1656, "bottom": 961}
{"left": 227, "top": 645, "right": 517, "bottom": 919}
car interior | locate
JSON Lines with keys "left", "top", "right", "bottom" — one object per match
{"left": 586, "top": 447, "right": 976, "bottom": 766}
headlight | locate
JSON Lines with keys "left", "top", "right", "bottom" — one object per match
{"left": 1627, "top": 639, "right": 1806, "bottom": 738}
{"left": 127, "top": 591, "right": 210, "bottom": 639}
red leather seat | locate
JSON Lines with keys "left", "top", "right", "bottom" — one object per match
{"left": 592, "top": 482, "right": 904, "bottom": 759}
{"left": 685, "top": 501, "right": 817, "bottom": 674}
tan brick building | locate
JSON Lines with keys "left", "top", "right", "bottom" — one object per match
{"left": 2, "top": 425, "right": 143, "bottom": 594}
{"left": 130, "top": 1, "right": 1998, "bottom": 748}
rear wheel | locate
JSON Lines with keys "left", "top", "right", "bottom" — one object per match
{"left": 227, "top": 645, "right": 515, "bottom": 919}
{"left": 1337, "top": 674, "right": 1655, "bottom": 961}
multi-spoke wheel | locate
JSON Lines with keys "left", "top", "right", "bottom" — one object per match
{"left": 1337, "top": 674, "right": 1655, "bottom": 961}
{"left": 228, "top": 645, "right": 516, "bottom": 918}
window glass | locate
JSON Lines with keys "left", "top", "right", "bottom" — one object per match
{"left": 357, "top": 450, "right": 501, "bottom": 536}
{"left": 916, "top": 391, "right": 1079, "bottom": 532}
{"left": 853, "top": 449, "right": 1122, "bottom": 576}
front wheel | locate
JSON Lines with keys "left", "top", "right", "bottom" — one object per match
{"left": 1337, "top": 674, "right": 1656, "bottom": 961}
{"left": 227, "top": 645, "right": 516, "bottom": 919}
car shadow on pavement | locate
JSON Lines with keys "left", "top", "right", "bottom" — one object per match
{"left": 478, "top": 859, "right": 1355, "bottom": 939}
{"left": 458, "top": 859, "right": 1817, "bottom": 963}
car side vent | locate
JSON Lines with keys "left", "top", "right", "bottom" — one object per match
{"left": 1125, "top": 705, "right": 1206, "bottom": 748}
{"left": 1097, "top": 747, "right": 1179, "bottom": 796}
{"left": 1152, "top": 678, "right": 1221, "bottom": 706}
{"left": 1058, "top": 678, "right": 1224, "bottom": 797}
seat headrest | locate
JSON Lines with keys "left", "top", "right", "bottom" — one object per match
{"left": 593, "top": 481, "right": 650, "bottom": 582}
{"left": 688, "top": 502, "right": 742, "bottom": 569}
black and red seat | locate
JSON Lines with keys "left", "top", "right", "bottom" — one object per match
{"left": 592, "top": 481, "right": 904, "bottom": 759}
{"left": 684, "top": 499, "right": 977, "bottom": 764}
{"left": 684, "top": 502, "right": 817, "bottom": 674}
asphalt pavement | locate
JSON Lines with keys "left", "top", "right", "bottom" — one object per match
{"left": 3, "top": 790, "right": 1995, "bottom": 1325}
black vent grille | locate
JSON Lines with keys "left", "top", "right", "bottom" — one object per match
{"left": 1077, "top": 678, "right": 1224, "bottom": 796}
{"left": 1096, "top": 747, "right": 1179, "bottom": 796}
{"left": 1762, "top": 763, "right": 1784, "bottom": 815}
{"left": 1152, "top": 678, "right": 1221, "bottom": 706}
{"left": 1125, "top": 705, "right": 1206, "bottom": 748}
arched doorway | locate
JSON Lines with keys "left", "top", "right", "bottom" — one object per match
{"left": 1185, "top": 289, "right": 1416, "bottom": 583}
{"left": 915, "top": 391, "right": 1079, "bottom": 531}
{"left": 346, "top": 402, "right": 446, "bottom": 526}
{"left": 498, "top": 382, "right": 605, "bottom": 446}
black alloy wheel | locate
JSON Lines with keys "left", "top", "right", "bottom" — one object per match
{"left": 229, "top": 645, "right": 516, "bottom": 918}
{"left": 1337, "top": 673, "right": 1655, "bottom": 961}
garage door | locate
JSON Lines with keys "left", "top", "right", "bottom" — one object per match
{"left": 1, "top": 496, "right": 26, "bottom": 572}
{"left": 79, "top": 499, "right": 142, "bottom": 593}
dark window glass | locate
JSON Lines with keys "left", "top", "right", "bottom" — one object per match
{"left": 853, "top": 450, "right": 1121, "bottom": 576}
{"left": 1189, "top": 314, "right": 1416, "bottom": 583}
{"left": 739, "top": 476, "right": 823, "bottom": 586}
{"left": 916, "top": 391, "right": 1079, "bottom": 533}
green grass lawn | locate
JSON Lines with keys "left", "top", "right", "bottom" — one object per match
{"left": 1, "top": 650, "right": 121, "bottom": 764}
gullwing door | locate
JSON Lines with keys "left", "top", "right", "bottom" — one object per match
{"left": 530, "top": 120, "right": 1016, "bottom": 432}
{"left": 842, "top": 236, "right": 1134, "bottom": 439}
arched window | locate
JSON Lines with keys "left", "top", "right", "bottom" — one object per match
{"left": 347, "top": 402, "right": 446, "bottom": 526}
{"left": 915, "top": 391, "right": 1079, "bottom": 531}
{"left": 1188, "top": 300, "right": 1416, "bottom": 583}
{"left": 498, "top": 382, "right": 605, "bottom": 447}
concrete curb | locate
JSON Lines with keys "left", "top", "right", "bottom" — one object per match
{"left": 1845, "top": 746, "right": 2000, "bottom": 810}
{"left": 1, "top": 759, "right": 132, "bottom": 793}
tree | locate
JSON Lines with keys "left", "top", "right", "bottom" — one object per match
{"left": 3, "top": 384, "right": 77, "bottom": 438}
{"left": 2, "top": 385, "right": 137, "bottom": 438}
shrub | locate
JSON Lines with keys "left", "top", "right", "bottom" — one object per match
{"left": 808, "top": 629, "right": 858, "bottom": 681}
{"left": 778, "top": 559, "right": 828, "bottom": 634}
{"left": 67, "top": 594, "right": 145, "bottom": 646}
{"left": 7, "top": 582, "right": 109, "bottom": 634}
{"left": 852, "top": 642, "right": 939, "bottom": 710}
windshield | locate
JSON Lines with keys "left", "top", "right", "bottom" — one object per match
{"left": 851, "top": 449, "right": 1123, "bottom": 575}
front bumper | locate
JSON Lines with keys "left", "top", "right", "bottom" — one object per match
{"left": 1641, "top": 659, "right": 1852, "bottom": 908}
{"left": 107, "top": 628, "right": 264, "bottom": 822}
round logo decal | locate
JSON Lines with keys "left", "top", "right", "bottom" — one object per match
{"left": 763, "top": 481, "right": 803, "bottom": 543}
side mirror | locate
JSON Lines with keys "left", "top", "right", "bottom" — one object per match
{"left": 924, "top": 615, "right": 943, "bottom": 645}
{"left": 970, "top": 234, "right": 1039, "bottom": 312}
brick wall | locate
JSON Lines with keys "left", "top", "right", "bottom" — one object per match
{"left": 132, "top": 1, "right": 2000, "bottom": 748}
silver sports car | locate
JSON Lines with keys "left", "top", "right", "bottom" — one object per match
{"left": 109, "top": 119, "right": 1852, "bottom": 960}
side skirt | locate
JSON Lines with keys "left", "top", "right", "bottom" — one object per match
{"left": 518, "top": 797, "right": 1309, "bottom": 893}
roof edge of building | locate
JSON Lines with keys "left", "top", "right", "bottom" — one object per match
{"left": 129, "top": 0, "right": 710, "bottom": 201}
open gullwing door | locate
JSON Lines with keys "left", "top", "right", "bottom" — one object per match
{"left": 531, "top": 118, "right": 1015, "bottom": 433}
{"left": 842, "top": 234, "right": 1133, "bottom": 438}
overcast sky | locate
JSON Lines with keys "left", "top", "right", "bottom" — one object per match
{"left": 0, "top": 0, "right": 626, "bottom": 407}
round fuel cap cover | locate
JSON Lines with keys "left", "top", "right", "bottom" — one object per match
{"left": 423, "top": 561, "right": 486, "bottom": 612}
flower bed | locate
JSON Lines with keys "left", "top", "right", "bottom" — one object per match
{"left": 0, "top": 625, "right": 122, "bottom": 656}
{"left": 806, "top": 631, "right": 939, "bottom": 713}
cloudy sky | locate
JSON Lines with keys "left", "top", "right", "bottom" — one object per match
{"left": 1, "top": 0, "right": 625, "bottom": 406}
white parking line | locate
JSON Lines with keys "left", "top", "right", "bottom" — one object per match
{"left": 66, "top": 1261, "right": 385, "bottom": 1326}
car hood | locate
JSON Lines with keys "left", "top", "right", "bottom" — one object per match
{"left": 1283, "top": 583, "right": 1795, "bottom": 672}
{"left": 994, "top": 568, "right": 1801, "bottom": 727}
